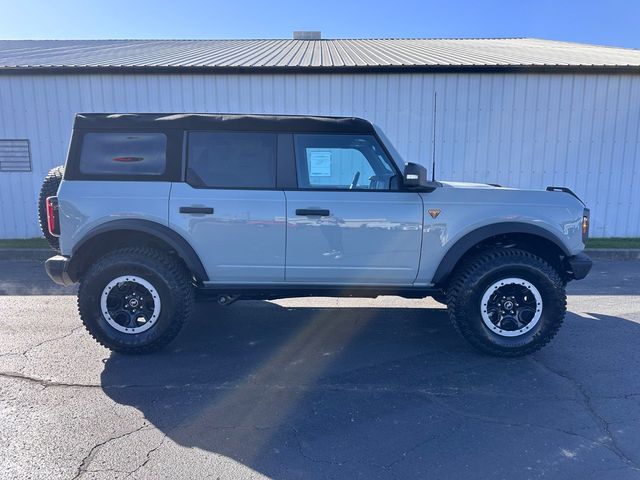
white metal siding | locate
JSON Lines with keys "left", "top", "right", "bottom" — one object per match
{"left": 0, "top": 72, "right": 638, "bottom": 238}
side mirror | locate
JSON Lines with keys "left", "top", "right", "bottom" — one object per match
{"left": 403, "top": 162, "right": 429, "bottom": 188}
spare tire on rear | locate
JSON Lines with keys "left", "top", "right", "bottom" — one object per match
{"left": 38, "top": 165, "right": 64, "bottom": 252}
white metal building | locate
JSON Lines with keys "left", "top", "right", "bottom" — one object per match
{"left": 0, "top": 37, "right": 639, "bottom": 238}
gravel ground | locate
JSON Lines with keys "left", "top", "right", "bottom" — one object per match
{"left": 0, "top": 259, "right": 639, "bottom": 479}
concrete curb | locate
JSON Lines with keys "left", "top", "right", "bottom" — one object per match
{"left": 585, "top": 248, "right": 640, "bottom": 261}
{"left": 0, "top": 248, "right": 54, "bottom": 261}
{"left": 0, "top": 247, "right": 639, "bottom": 262}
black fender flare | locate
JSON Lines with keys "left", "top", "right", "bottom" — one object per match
{"left": 431, "top": 222, "right": 570, "bottom": 285}
{"left": 71, "top": 219, "right": 209, "bottom": 281}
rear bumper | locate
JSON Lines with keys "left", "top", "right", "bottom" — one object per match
{"left": 44, "top": 255, "right": 76, "bottom": 286}
{"left": 566, "top": 252, "right": 592, "bottom": 280}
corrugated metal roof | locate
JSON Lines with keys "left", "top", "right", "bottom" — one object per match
{"left": 0, "top": 38, "right": 639, "bottom": 71}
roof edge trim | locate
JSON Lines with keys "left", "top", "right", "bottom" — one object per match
{"left": 1, "top": 64, "right": 640, "bottom": 75}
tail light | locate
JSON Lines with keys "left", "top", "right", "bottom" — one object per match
{"left": 46, "top": 196, "right": 60, "bottom": 237}
{"left": 582, "top": 208, "right": 590, "bottom": 242}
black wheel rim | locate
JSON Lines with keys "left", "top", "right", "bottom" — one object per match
{"left": 480, "top": 277, "right": 543, "bottom": 337}
{"left": 101, "top": 276, "right": 161, "bottom": 334}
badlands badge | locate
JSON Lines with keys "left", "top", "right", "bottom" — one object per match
{"left": 428, "top": 208, "right": 441, "bottom": 219}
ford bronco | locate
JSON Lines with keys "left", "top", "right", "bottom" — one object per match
{"left": 41, "top": 113, "right": 592, "bottom": 356}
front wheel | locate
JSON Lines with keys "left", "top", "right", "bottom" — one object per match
{"left": 446, "top": 248, "right": 566, "bottom": 357}
{"left": 78, "top": 247, "right": 194, "bottom": 354}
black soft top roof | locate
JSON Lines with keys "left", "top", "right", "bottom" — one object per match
{"left": 73, "top": 113, "right": 375, "bottom": 134}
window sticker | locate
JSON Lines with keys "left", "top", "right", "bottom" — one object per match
{"left": 308, "top": 150, "right": 332, "bottom": 177}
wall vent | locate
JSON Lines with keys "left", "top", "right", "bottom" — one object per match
{"left": 0, "top": 139, "right": 31, "bottom": 172}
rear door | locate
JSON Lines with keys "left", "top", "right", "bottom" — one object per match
{"left": 169, "top": 131, "right": 286, "bottom": 284}
{"left": 285, "top": 133, "right": 424, "bottom": 284}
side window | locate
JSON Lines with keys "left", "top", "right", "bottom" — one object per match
{"left": 186, "top": 132, "right": 277, "bottom": 188}
{"left": 79, "top": 132, "right": 166, "bottom": 175}
{"left": 294, "top": 134, "right": 397, "bottom": 190}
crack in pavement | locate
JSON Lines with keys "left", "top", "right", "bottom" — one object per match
{"left": 0, "top": 325, "right": 83, "bottom": 360}
{"left": 426, "top": 391, "right": 607, "bottom": 446}
{"left": 531, "top": 356, "right": 640, "bottom": 471}
{"left": 72, "top": 424, "right": 151, "bottom": 479}
{"left": 22, "top": 325, "right": 83, "bottom": 357}
{"left": 376, "top": 434, "right": 439, "bottom": 469}
{"left": 374, "top": 390, "right": 636, "bottom": 470}
{"left": 2, "top": 365, "right": 640, "bottom": 474}
{"left": 291, "top": 426, "right": 346, "bottom": 466}
{"left": 123, "top": 433, "right": 168, "bottom": 479}
{"left": 0, "top": 371, "right": 101, "bottom": 389}
{"left": 2, "top": 369, "right": 639, "bottom": 404}
{"left": 598, "top": 392, "right": 640, "bottom": 400}
{"left": 0, "top": 351, "right": 22, "bottom": 358}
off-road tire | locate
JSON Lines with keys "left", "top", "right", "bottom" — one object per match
{"left": 37, "top": 165, "right": 64, "bottom": 252}
{"left": 446, "top": 248, "right": 566, "bottom": 357}
{"left": 78, "top": 247, "right": 194, "bottom": 354}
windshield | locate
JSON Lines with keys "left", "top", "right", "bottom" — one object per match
{"left": 373, "top": 124, "right": 405, "bottom": 170}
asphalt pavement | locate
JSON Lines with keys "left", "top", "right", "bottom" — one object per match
{"left": 0, "top": 259, "right": 639, "bottom": 479}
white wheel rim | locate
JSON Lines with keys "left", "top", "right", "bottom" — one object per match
{"left": 480, "top": 277, "right": 543, "bottom": 337}
{"left": 100, "top": 275, "right": 161, "bottom": 334}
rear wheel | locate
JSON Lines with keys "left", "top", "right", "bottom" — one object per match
{"left": 78, "top": 247, "right": 194, "bottom": 354}
{"left": 446, "top": 248, "right": 566, "bottom": 357}
{"left": 37, "top": 165, "right": 64, "bottom": 252}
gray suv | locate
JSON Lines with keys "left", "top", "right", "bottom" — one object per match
{"left": 41, "top": 113, "right": 592, "bottom": 356}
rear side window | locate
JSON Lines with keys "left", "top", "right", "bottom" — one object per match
{"left": 79, "top": 132, "right": 166, "bottom": 175}
{"left": 186, "top": 132, "right": 277, "bottom": 189}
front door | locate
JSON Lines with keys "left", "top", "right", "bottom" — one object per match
{"left": 285, "top": 133, "right": 423, "bottom": 284}
{"left": 169, "top": 131, "right": 285, "bottom": 283}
